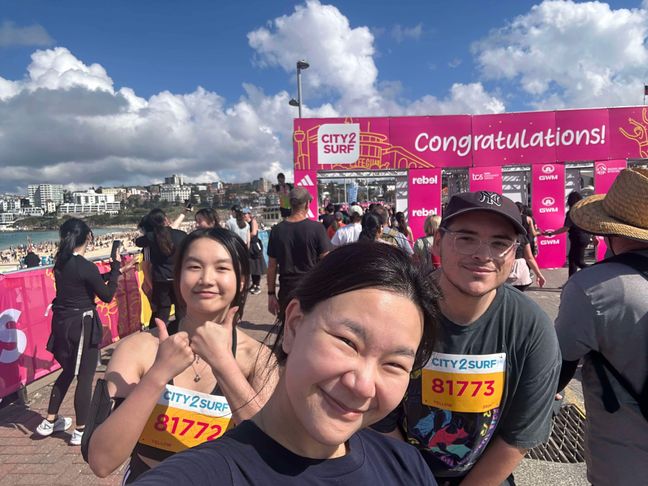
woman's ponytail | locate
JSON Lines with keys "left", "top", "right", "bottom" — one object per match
{"left": 54, "top": 218, "right": 91, "bottom": 273}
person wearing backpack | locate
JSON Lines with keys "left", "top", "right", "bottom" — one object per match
{"left": 413, "top": 214, "right": 442, "bottom": 269}
{"left": 555, "top": 167, "right": 648, "bottom": 486}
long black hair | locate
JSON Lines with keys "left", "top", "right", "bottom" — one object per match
{"left": 173, "top": 228, "right": 250, "bottom": 324}
{"left": 54, "top": 218, "right": 92, "bottom": 273}
{"left": 269, "top": 242, "right": 440, "bottom": 369}
{"left": 567, "top": 190, "right": 583, "bottom": 208}
{"left": 359, "top": 213, "right": 382, "bottom": 242}
{"left": 195, "top": 208, "right": 220, "bottom": 228}
{"left": 147, "top": 208, "right": 174, "bottom": 256}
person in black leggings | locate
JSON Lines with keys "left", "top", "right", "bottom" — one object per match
{"left": 37, "top": 218, "right": 132, "bottom": 445}
{"left": 135, "top": 209, "right": 186, "bottom": 333}
{"left": 544, "top": 191, "right": 592, "bottom": 277}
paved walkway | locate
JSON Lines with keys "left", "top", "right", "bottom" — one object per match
{"left": 0, "top": 267, "right": 589, "bottom": 485}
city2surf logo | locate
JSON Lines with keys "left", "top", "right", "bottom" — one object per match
{"left": 318, "top": 124, "right": 360, "bottom": 165}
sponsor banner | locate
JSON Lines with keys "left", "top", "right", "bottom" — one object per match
{"left": 0, "top": 256, "right": 142, "bottom": 399}
{"left": 472, "top": 111, "right": 556, "bottom": 166}
{"left": 469, "top": 166, "right": 502, "bottom": 193}
{"left": 294, "top": 106, "right": 648, "bottom": 171}
{"left": 532, "top": 164, "right": 566, "bottom": 269}
{"left": 594, "top": 159, "right": 627, "bottom": 260}
{"left": 555, "top": 109, "right": 609, "bottom": 161}
{"left": 294, "top": 169, "right": 319, "bottom": 220}
{"left": 408, "top": 168, "right": 442, "bottom": 241}
{"left": 389, "top": 116, "right": 472, "bottom": 168}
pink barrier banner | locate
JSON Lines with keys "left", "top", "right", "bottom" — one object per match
{"left": 532, "top": 164, "right": 566, "bottom": 269}
{"left": 294, "top": 106, "right": 648, "bottom": 171}
{"left": 594, "top": 159, "right": 627, "bottom": 260}
{"left": 469, "top": 166, "right": 502, "bottom": 193}
{"left": 294, "top": 169, "right": 319, "bottom": 220}
{"left": 408, "top": 168, "right": 442, "bottom": 241}
{"left": 0, "top": 257, "right": 142, "bottom": 399}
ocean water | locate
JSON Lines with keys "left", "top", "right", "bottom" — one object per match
{"left": 0, "top": 227, "right": 132, "bottom": 251}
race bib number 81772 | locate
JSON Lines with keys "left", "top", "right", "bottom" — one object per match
{"left": 422, "top": 352, "right": 506, "bottom": 413}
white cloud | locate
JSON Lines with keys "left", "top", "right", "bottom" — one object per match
{"left": 391, "top": 23, "right": 423, "bottom": 43}
{"left": 448, "top": 58, "right": 462, "bottom": 69}
{"left": 473, "top": 0, "right": 648, "bottom": 108}
{"left": 0, "top": 2, "right": 506, "bottom": 193}
{"left": 0, "top": 21, "right": 53, "bottom": 47}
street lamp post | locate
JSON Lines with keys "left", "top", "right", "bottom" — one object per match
{"left": 289, "top": 60, "right": 309, "bottom": 118}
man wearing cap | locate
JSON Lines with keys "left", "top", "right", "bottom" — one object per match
{"left": 331, "top": 205, "right": 364, "bottom": 246}
{"left": 374, "top": 190, "right": 560, "bottom": 486}
{"left": 555, "top": 168, "right": 648, "bottom": 485}
{"left": 267, "top": 187, "right": 331, "bottom": 320}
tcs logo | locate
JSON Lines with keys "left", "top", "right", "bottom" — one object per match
{"left": 0, "top": 309, "right": 26, "bottom": 364}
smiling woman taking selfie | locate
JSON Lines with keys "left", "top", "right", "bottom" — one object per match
{"left": 86, "top": 228, "right": 277, "bottom": 483}
{"left": 133, "top": 242, "right": 440, "bottom": 485}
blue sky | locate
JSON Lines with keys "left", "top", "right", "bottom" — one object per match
{"left": 0, "top": 1, "right": 647, "bottom": 192}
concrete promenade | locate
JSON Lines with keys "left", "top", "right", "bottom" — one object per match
{"left": 0, "top": 267, "right": 589, "bottom": 485}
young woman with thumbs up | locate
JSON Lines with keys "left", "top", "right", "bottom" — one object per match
{"left": 86, "top": 228, "right": 278, "bottom": 483}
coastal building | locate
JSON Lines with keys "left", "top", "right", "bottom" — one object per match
{"left": 164, "top": 174, "right": 184, "bottom": 186}
{"left": 159, "top": 184, "right": 191, "bottom": 203}
{"left": 72, "top": 189, "right": 115, "bottom": 204}
{"left": 58, "top": 202, "right": 121, "bottom": 216}
{"left": 252, "top": 178, "right": 272, "bottom": 193}
{"left": 28, "top": 184, "right": 64, "bottom": 208}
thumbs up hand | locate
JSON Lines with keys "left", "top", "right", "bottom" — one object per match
{"left": 152, "top": 318, "right": 195, "bottom": 381}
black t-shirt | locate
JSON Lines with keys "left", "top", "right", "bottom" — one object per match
{"left": 267, "top": 219, "right": 331, "bottom": 286}
{"left": 514, "top": 234, "right": 529, "bottom": 259}
{"left": 565, "top": 210, "right": 591, "bottom": 246}
{"left": 135, "top": 229, "right": 186, "bottom": 281}
{"left": 24, "top": 251, "right": 41, "bottom": 267}
{"left": 54, "top": 255, "right": 120, "bottom": 308}
{"left": 373, "top": 285, "right": 561, "bottom": 479}
{"left": 132, "top": 421, "right": 437, "bottom": 485}
{"left": 320, "top": 213, "right": 335, "bottom": 229}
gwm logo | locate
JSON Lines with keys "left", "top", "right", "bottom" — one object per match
{"left": 595, "top": 163, "right": 607, "bottom": 176}
{"left": 297, "top": 175, "right": 315, "bottom": 187}
{"left": 542, "top": 197, "right": 555, "bottom": 207}
{"left": 0, "top": 309, "right": 27, "bottom": 364}
{"left": 541, "top": 165, "right": 555, "bottom": 174}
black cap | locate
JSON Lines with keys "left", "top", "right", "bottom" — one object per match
{"left": 442, "top": 191, "right": 526, "bottom": 235}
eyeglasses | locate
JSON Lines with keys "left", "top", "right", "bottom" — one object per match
{"left": 441, "top": 229, "right": 518, "bottom": 259}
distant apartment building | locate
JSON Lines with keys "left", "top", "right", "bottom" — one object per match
{"left": 28, "top": 184, "right": 64, "bottom": 208}
{"left": 58, "top": 202, "right": 121, "bottom": 216}
{"left": 252, "top": 178, "right": 272, "bottom": 193}
{"left": 0, "top": 197, "right": 21, "bottom": 212}
{"left": 164, "top": 174, "right": 184, "bottom": 186}
{"left": 43, "top": 200, "right": 57, "bottom": 214}
{"left": 0, "top": 213, "right": 14, "bottom": 224}
{"left": 73, "top": 189, "right": 115, "bottom": 204}
{"left": 160, "top": 184, "right": 191, "bottom": 203}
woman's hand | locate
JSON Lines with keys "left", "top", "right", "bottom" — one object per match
{"left": 190, "top": 307, "right": 239, "bottom": 375}
{"left": 536, "top": 273, "right": 546, "bottom": 288}
{"left": 151, "top": 319, "right": 194, "bottom": 382}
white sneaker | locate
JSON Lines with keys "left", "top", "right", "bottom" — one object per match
{"left": 69, "top": 429, "right": 83, "bottom": 446}
{"left": 36, "top": 416, "right": 72, "bottom": 436}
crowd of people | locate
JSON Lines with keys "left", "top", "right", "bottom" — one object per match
{"left": 31, "top": 168, "right": 648, "bottom": 485}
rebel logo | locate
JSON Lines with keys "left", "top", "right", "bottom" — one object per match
{"left": 411, "top": 175, "right": 438, "bottom": 185}
{"left": 318, "top": 123, "right": 360, "bottom": 165}
{"left": 478, "top": 191, "right": 502, "bottom": 207}
{"left": 411, "top": 208, "right": 438, "bottom": 217}
{"left": 541, "top": 165, "right": 555, "bottom": 174}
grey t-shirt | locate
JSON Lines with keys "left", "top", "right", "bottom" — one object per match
{"left": 555, "top": 250, "right": 648, "bottom": 485}
{"left": 375, "top": 284, "right": 561, "bottom": 478}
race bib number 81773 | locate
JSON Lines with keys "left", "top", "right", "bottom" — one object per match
{"left": 422, "top": 352, "right": 506, "bottom": 413}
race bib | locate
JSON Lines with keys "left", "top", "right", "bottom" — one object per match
{"left": 138, "top": 384, "right": 232, "bottom": 453}
{"left": 422, "top": 352, "right": 506, "bottom": 413}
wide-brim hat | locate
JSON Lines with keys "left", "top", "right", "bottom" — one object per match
{"left": 570, "top": 167, "right": 648, "bottom": 242}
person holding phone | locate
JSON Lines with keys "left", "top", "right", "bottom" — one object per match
{"left": 36, "top": 219, "right": 134, "bottom": 445}
{"left": 86, "top": 228, "right": 277, "bottom": 483}
{"left": 132, "top": 243, "right": 440, "bottom": 485}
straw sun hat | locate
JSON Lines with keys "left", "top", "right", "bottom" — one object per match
{"left": 570, "top": 167, "right": 648, "bottom": 242}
